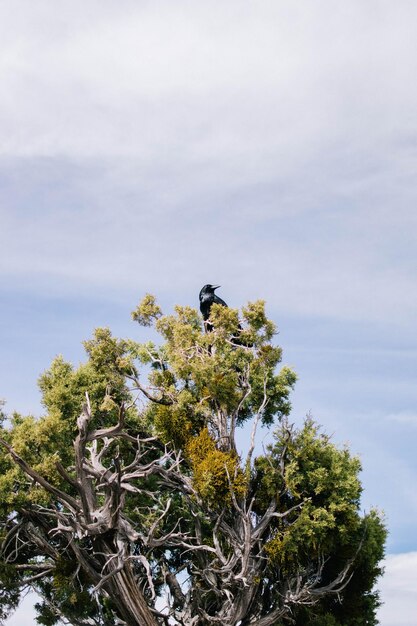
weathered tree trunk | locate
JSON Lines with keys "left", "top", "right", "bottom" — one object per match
{"left": 105, "top": 566, "right": 157, "bottom": 626}
{"left": 97, "top": 539, "right": 158, "bottom": 626}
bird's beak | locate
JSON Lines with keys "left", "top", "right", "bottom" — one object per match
{"left": 213, "top": 285, "right": 220, "bottom": 290}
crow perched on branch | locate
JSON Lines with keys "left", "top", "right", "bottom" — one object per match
{"left": 199, "top": 284, "right": 247, "bottom": 347}
{"left": 199, "top": 284, "right": 228, "bottom": 332}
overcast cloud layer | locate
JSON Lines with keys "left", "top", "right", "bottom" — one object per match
{"left": 1, "top": 1, "right": 417, "bottom": 326}
{"left": 1, "top": 2, "right": 417, "bottom": 624}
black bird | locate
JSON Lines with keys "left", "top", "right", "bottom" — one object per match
{"left": 199, "top": 284, "right": 251, "bottom": 348}
{"left": 199, "top": 284, "right": 227, "bottom": 332}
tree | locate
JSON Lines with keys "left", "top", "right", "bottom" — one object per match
{"left": 0, "top": 296, "right": 386, "bottom": 626}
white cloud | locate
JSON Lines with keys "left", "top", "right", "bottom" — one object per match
{"left": 0, "top": 0, "right": 416, "bottom": 329}
{"left": 378, "top": 553, "right": 417, "bottom": 626}
{"left": 386, "top": 411, "right": 417, "bottom": 427}
{"left": 0, "top": 1, "right": 417, "bottom": 162}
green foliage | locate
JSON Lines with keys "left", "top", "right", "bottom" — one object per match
{"left": 134, "top": 296, "right": 297, "bottom": 440}
{"left": 131, "top": 293, "right": 162, "bottom": 326}
{"left": 256, "top": 420, "right": 386, "bottom": 626}
{"left": 287, "top": 509, "right": 386, "bottom": 625}
{"left": 0, "top": 326, "right": 142, "bottom": 517}
{"left": 260, "top": 420, "right": 363, "bottom": 568}
{"left": 146, "top": 389, "right": 204, "bottom": 449}
{"left": 0, "top": 561, "right": 21, "bottom": 621}
{"left": 34, "top": 563, "right": 97, "bottom": 626}
{"left": 0, "top": 400, "right": 7, "bottom": 426}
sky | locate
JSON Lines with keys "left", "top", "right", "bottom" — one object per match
{"left": 1, "top": 1, "right": 416, "bottom": 624}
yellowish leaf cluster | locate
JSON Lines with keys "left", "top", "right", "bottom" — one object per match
{"left": 185, "top": 428, "right": 247, "bottom": 508}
